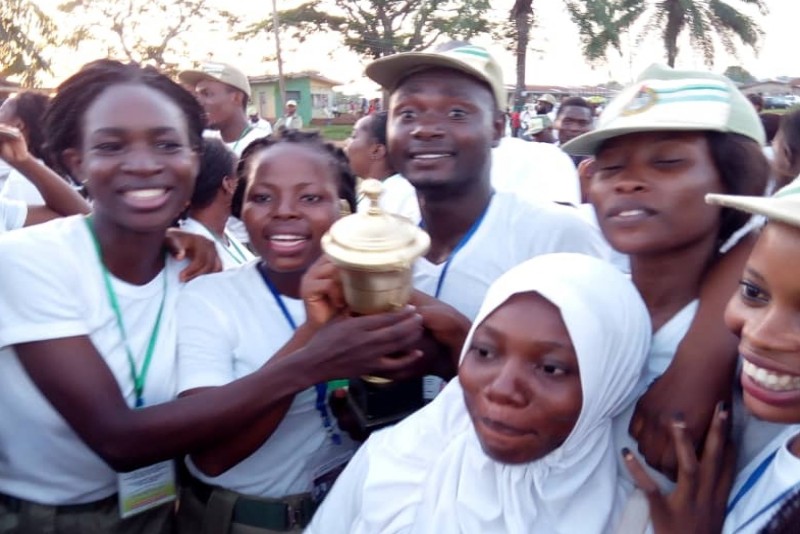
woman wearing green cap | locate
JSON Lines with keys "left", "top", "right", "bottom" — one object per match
{"left": 561, "top": 63, "right": 774, "bottom": 517}
{"left": 619, "top": 178, "right": 800, "bottom": 534}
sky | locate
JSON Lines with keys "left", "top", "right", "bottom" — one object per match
{"left": 30, "top": 0, "right": 800, "bottom": 88}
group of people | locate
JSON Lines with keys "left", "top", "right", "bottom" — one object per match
{"left": 0, "top": 40, "right": 799, "bottom": 534}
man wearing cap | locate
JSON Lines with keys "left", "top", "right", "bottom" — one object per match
{"left": 274, "top": 100, "right": 303, "bottom": 132}
{"left": 179, "top": 62, "right": 266, "bottom": 247}
{"left": 179, "top": 62, "right": 269, "bottom": 156}
{"left": 361, "top": 43, "right": 608, "bottom": 323}
{"left": 536, "top": 93, "right": 557, "bottom": 121}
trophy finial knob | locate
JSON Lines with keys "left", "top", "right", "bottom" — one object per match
{"left": 361, "top": 178, "right": 383, "bottom": 214}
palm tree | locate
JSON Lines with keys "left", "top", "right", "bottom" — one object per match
{"left": 646, "top": 0, "right": 767, "bottom": 67}
{"left": 567, "top": 0, "right": 767, "bottom": 69}
{"left": 509, "top": 0, "right": 533, "bottom": 109}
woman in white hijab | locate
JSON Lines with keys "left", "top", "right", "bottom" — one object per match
{"left": 308, "top": 253, "right": 652, "bottom": 534}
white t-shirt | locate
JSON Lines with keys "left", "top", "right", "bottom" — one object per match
{"left": 413, "top": 191, "right": 610, "bottom": 321}
{"left": 0, "top": 197, "right": 27, "bottom": 233}
{"left": 491, "top": 137, "right": 581, "bottom": 207}
{"left": 177, "top": 263, "right": 354, "bottom": 497}
{"left": 0, "top": 216, "right": 185, "bottom": 505}
{"left": 179, "top": 217, "right": 255, "bottom": 270}
{"left": 357, "top": 173, "right": 420, "bottom": 224}
{"left": 203, "top": 126, "right": 271, "bottom": 246}
{"left": 1, "top": 167, "right": 45, "bottom": 205}
{"left": 614, "top": 300, "right": 698, "bottom": 493}
{"left": 0, "top": 158, "right": 11, "bottom": 190}
{"left": 724, "top": 426, "right": 800, "bottom": 534}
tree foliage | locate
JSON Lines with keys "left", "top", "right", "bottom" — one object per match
{"left": 237, "top": 0, "right": 494, "bottom": 59}
{"left": 58, "top": 0, "right": 229, "bottom": 75}
{"left": 0, "top": 0, "right": 62, "bottom": 86}
{"left": 723, "top": 65, "right": 756, "bottom": 84}
{"left": 568, "top": 0, "right": 767, "bottom": 68}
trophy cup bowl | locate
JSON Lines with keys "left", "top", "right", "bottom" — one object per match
{"left": 321, "top": 179, "right": 430, "bottom": 429}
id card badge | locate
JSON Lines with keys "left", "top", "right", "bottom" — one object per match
{"left": 423, "top": 375, "right": 446, "bottom": 401}
{"left": 311, "top": 450, "right": 353, "bottom": 504}
{"left": 117, "top": 460, "right": 177, "bottom": 518}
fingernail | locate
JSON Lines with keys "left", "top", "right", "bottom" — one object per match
{"left": 672, "top": 412, "right": 687, "bottom": 428}
{"left": 621, "top": 447, "right": 632, "bottom": 459}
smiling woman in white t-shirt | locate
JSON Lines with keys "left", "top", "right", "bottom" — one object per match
{"left": 0, "top": 62, "right": 429, "bottom": 534}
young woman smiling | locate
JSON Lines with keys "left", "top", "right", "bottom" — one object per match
{"left": 0, "top": 63, "right": 420, "bottom": 534}
{"left": 175, "top": 132, "right": 436, "bottom": 532}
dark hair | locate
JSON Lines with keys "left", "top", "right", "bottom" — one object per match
{"left": 190, "top": 137, "right": 236, "bottom": 210}
{"left": 366, "top": 111, "right": 388, "bottom": 146}
{"left": 43, "top": 59, "right": 205, "bottom": 176}
{"left": 747, "top": 93, "right": 763, "bottom": 109}
{"left": 760, "top": 113, "right": 781, "bottom": 144}
{"left": 10, "top": 91, "right": 50, "bottom": 160}
{"left": 759, "top": 489, "right": 800, "bottom": 534}
{"left": 556, "top": 97, "right": 592, "bottom": 118}
{"left": 706, "top": 131, "right": 769, "bottom": 243}
{"left": 231, "top": 130, "right": 357, "bottom": 218}
{"left": 776, "top": 108, "right": 800, "bottom": 176}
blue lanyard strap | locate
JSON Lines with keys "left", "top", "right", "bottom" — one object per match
{"left": 727, "top": 450, "right": 777, "bottom": 514}
{"left": 420, "top": 195, "right": 493, "bottom": 299}
{"left": 256, "top": 263, "right": 341, "bottom": 446}
{"left": 727, "top": 448, "right": 800, "bottom": 533}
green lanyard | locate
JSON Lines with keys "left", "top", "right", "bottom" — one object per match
{"left": 195, "top": 220, "right": 249, "bottom": 265}
{"left": 84, "top": 217, "right": 167, "bottom": 408}
{"left": 231, "top": 125, "right": 254, "bottom": 153}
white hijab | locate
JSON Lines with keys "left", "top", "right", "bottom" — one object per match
{"left": 350, "top": 253, "right": 652, "bottom": 534}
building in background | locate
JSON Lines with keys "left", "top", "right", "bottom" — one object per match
{"left": 249, "top": 72, "right": 342, "bottom": 125}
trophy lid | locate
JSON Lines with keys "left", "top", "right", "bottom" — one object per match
{"left": 322, "top": 179, "right": 430, "bottom": 270}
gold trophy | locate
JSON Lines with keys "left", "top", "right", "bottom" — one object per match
{"left": 322, "top": 178, "right": 430, "bottom": 429}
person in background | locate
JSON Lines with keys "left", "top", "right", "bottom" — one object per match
{"left": 249, "top": 111, "right": 273, "bottom": 134}
{"left": 770, "top": 109, "right": 800, "bottom": 190}
{"left": 0, "top": 91, "right": 57, "bottom": 204}
{"left": 178, "top": 62, "right": 267, "bottom": 155}
{"left": 179, "top": 138, "right": 254, "bottom": 270}
{"left": 344, "top": 111, "right": 419, "bottom": 223}
{"left": 746, "top": 93, "right": 764, "bottom": 114}
{"left": 536, "top": 93, "right": 557, "bottom": 121}
{"left": 524, "top": 115, "right": 556, "bottom": 144}
{"left": 274, "top": 99, "right": 303, "bottom": 132}
{"left": 179, "top": 62, "right": 266, "bottom": 248}
{"left": 0, "top": 123, "right": 90, "bottom": 233}
{"left": 554, "top": 96, "right": 594, "bottom": 166}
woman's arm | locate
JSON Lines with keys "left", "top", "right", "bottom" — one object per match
{"left": 0, "top": 125, "right": 90, "bottom": 225}
{"left": 15, "top": 310, "right": 425, "bottom": 473}
{"left": 630, "top": 233, "right": 755, "bottom": 478}
{"left": 180, "top": 322, "right": 319, "bottom": 476}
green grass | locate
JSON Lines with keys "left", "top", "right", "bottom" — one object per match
{"left": 318, "top": 124, "right": 354, "bottom": 142}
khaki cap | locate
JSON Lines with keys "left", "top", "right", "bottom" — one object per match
{"left": 365, "top": 44, "right": 506, "bottom": 110}
{"left": 179, "top": 62, "right": 251, "bottom": 98}
{"left": 562, "top": 63, "right": 765, "bottom": 156}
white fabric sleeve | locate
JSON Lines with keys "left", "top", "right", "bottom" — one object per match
{"left": 0, "top": 197, "right": 27, "bottom": 232}
{"left": 176, "top": 285, "right": 239, "bottom": 393}
{"left": 518, "top": 204, "right": 613, "bottom": 262}
{"left": 545, "top": 147, "right": 582, "bottom": 206}
{"left": 306, "top": 439, "right": 369, "bottom": 534}
{"left": 0, "top": 236, "right": 88, "bottom": 346}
